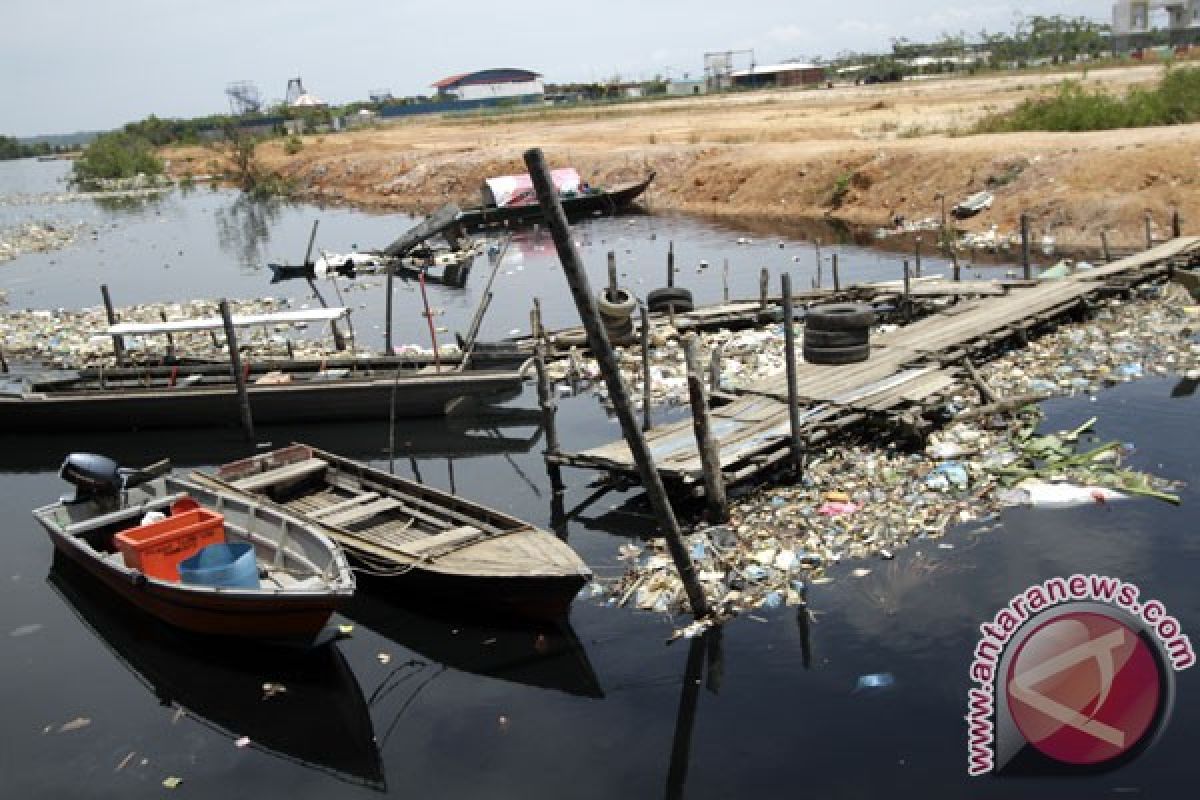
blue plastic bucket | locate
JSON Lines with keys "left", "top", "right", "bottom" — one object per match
{"left": 178, "top": 542, "right": 259, "bottom": 589}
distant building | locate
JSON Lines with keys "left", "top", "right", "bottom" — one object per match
{"left": 1114, "top": 1, "right": 1200, "bottom": 35}
{"left": 729, "top": 63, "right": 825, "bottom": 89}
{"left": 432, "top": 68, "right": 544, "bottom": 102}
{"left": 668, "top": 78, "right": 706, "bottom": 96}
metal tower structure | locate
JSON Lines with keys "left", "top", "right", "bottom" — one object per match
{"left": 225, "top": 81, "right": 262, "bottom": 115}
{"left": 285, "top": 77, "right": 307, "bottom": 107}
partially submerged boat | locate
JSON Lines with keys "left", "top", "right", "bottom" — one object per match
{"left": 200, "top": 444, "right": 592, "bottom": 619}
{"left": 31, "top": 453, "right": 355, "bottom": 641}
{"left": 456, "top": 169, "right": 654, "bottom": 231}
{"left": 952, "top": 190, "right": 994, "bottom": 219}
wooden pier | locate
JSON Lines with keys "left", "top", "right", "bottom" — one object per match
{"left": 550, "top": 238, "right": 1200, "bottom": 493}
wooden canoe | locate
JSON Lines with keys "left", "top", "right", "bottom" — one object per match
{"left": 456, "top": 172, "right": 654, "bottom": 231}
{"left": 32, "top": 468, "right": 355, "bottom": 641}
{"left": 203, "top": 444, "right": 592, "bottom": 618}
{"left": 1, "top": 366, "right": 525, "bottom": 432}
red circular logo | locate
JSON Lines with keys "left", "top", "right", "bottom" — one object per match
{"left": 1006, "top": 612, "right": 1162, "bottom": 765}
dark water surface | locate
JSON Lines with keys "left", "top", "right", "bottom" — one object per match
{"left": 2, "top": 158, "right": 1198, "bottom": 798}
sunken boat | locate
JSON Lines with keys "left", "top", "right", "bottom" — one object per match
{"left": 199, "top": 444, "right": 592, "bottom": 619}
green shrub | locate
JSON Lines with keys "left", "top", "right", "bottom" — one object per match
{"left": 71, "top": 131, "right": 163, "bottom": 187}
{"left": 974, "top": 67, "right": 1200, "bottom": 133}
{"left": 284, "top": 135, "right": 304, "bottom": 155}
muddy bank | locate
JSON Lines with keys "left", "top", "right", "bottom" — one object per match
{"left": 163, "top": 64, "right": 1199, "bottom": 253}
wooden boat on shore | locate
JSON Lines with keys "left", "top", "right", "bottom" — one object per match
{"left": 456, "top": 172, "right": 654, "bottom": 231}
{"left": 199, "top": 444, "right": 592, "bottom": 619}
{"left": 32, "top": 453, "right": 355, "bottom": 641}
{"left": 47, "top": 554, "right": 384, "bottom": 788}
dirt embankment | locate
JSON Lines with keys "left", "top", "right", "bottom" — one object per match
{"left": 164, "top": 65, "right": 1200, "bottom": 250}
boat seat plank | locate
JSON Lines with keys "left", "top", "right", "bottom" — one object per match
{"left": 308, "top": 492, "right": 380, "bottom": 519}
{"left": 396, "top": 525, "right": 486, "bottom": 557}
{"left": 233, "top": 458, "right": 328, "bottom": 491}
{"left": 320, "top": 496, "right": 405, "bottom": 527}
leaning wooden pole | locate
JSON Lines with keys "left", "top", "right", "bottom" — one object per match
{"left": 384, "top": 255, "right": 395, "bottom": 355}
{"left": 1101, "top": 230, "right": 1112, "bottom": 263}
{"left": 100, "top": 284, "right": 126, "bottom": 366}
{"left": 1145, "top": 212, "right": 1154, "bottom": 249}
{"left": 1172, "top": 209, "right": 1182, "bottom": 239}
{"left": 780, "top": 273, "right": 804, "bottom": 474}
{"left": 218, "top": 299, "right": 254, "bottom": 441}
{"left": 524, "top": 147, "right": 709, "bottom": 618}
{"left": 683, "top": 334, "right": 728, "bottom": 522}
{"left": 831, "top": 252, "right": 840, "bottom": 293}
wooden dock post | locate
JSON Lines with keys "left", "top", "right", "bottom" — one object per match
{"left": 902, "top": 259, "right": 913, "bottom": 323}
{"left": 1172, "top": 209, "right": 1182, "bottom": 239}
{"left": 722, "top": 258, "right": 730, "bottom": 303}
{"left": 831, "top": 252, "right": 840, "bottom": 292}
{"left": 951, "top": 245, "right": 960, "bottom": 282}
{"left": 640, "top": 303, "right": 653, "bottom": 431}
{"left": 709, "top": 341, "right": 724, "bottom": 394}
{"left": 1101, "top": 230, "right": 1112, "bottom": 263}
{"left": 759, "top": 267, "right": 769, "bottom": 309}
{"left": 100, "top": 285, "right": 126, "bottom": 365}
{"left": 1145, "top": 212, "right": 1154, "bottom": 249}
{"left": 417, "top": 269, "right": 441, "bottom": 370}
{"left": 531, "top": 300, "right": 564, "bottom": 492}
{"left": 607, "top": 250, "right": 619, "bottom": 297}
{"left": 524, "top": 147, "right": 709, "bottom": 618}
{"left": 780, "top": 274, "right": 804, "bottom": 474}
{"left": 218, "top": 299, "right": 254, "bottom": 441}
{"left": 914, "top": 236, "right": 922, "bottom": 278}
{"left": 158, "top": 311, "right": 176, "bottom": 361}
{"left": 683, "top": 334, "right": 728, "bottom": 522}
{"left": 1020, "top": 213, "right": 1031, "bottom": 280}
{"left": 667, "top": 241, "right": 675, "bottom": 288}
{"left": 384, "top": 255, "right": 395, "bottom": 355}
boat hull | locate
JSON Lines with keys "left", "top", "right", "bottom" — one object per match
{"left": 457, "top": 173, "right": 653, "bottom": 231}
{"left": 2, "top": 370, "right": 523, "bottom": 432}
{"left": 46, "top": 534, "right": 341, "bottom": 640}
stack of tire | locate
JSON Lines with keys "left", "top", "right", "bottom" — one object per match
{"left": 646, "top": 287, "right": 694, "bottom": 314}
{"left": 597, "top": 287, "right": 637, "bottom": 345}
{"left": 802, "top": 302, "right": 875, "bottom": 365}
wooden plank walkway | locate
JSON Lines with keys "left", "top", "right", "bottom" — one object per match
{"left": 554, "top": 237, "right": 1200, "bottom": 491}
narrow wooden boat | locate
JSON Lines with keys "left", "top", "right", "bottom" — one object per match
{"left": 456, "top": 172, "right": 654, "bottom": 231}
{"left": 47, "top": 555, "right": 384, "bottom": 789}
{"left": 32, "top": 454, "right": 355, "bottom": 641}
{"left": 0, "top": 365, "right": 524, "bottom": 432}
{"left": 202, "top": 444, "right": 592, "bottom": 619}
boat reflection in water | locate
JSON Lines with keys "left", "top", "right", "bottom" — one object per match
{"left": 47, "top": 554, "right": 386, "bottom": 791}
{"left": 344, "top": 588, "right": 604, "bottom": 699}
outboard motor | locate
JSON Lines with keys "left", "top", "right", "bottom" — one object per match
{"left": 59, "top": 453, "right": 124, "bottom": 506}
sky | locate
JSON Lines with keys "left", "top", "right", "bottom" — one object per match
{"left": 2, "top": 1, "right": 1110, "bottom": 137}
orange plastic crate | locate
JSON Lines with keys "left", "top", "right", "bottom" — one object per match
{"left": 114, "top": 508, "right": 226, "bottom": 581}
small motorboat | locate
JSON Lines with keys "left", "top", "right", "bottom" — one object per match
{"left": 31, "top": 453, "right": 355, "bottom": 642}
{"left": 200, "top": 444, "right": 592, "bottom": 619}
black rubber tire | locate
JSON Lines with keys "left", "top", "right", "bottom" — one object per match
{"left": 647, "top": 287, "right": 693, "bottom": 308}
{"left": 605, "top": 316, "right": 635, "bottom": 339}
{"left": 804, "top": 327, "right": 869, "bottom": 348}
{"left": 803, "top": 343, "right": 871, "bottom": 365}
{"left": 649, "top": 299, "right": 694, "bottom": 315}
{"left": 805, "top": 303, "right": 875, "bottom": 331}
{"left": 598, "top": 287, "right": 636, "bottom": 319}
